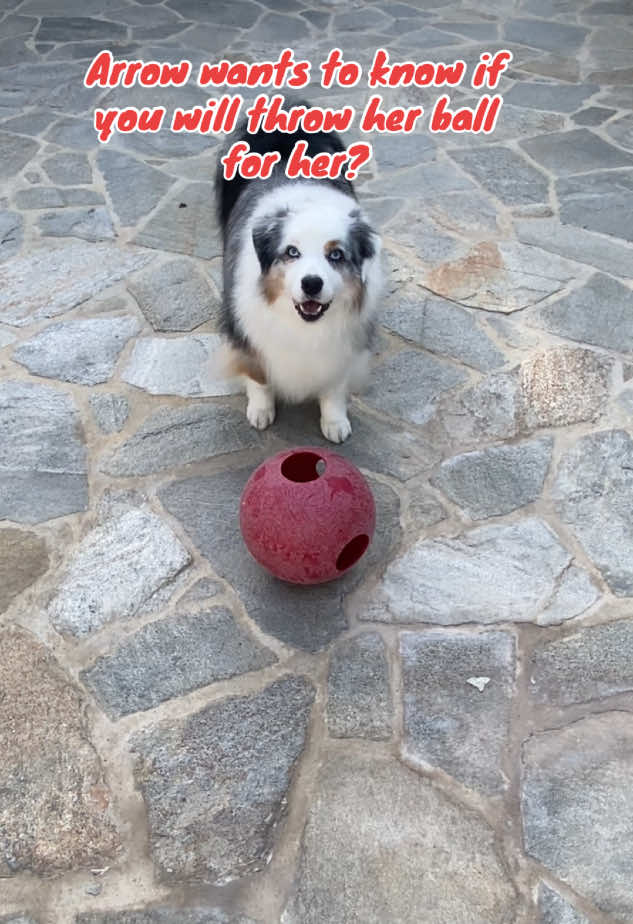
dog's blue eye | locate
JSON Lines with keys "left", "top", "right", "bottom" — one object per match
{"left": 328, "top": 248, "right": 344, "bottom": 261}
{"left": 286, "top": 245, "right": 300, "bottom": 258}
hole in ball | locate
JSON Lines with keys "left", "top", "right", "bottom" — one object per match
{"left": 281, "top": 451, "right": 326, "bottom": 483}
{"left": 336, "top": 534, "right": 370, "bottom": 572}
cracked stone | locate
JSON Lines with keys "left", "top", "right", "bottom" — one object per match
{"left": 557, "top": 169, "right": 633, "bottom": 242}
{"left": 530, "top": 273, "right": 633, "bottom": 352}
{"left": 0, "top": 209, "right": 22, "bottom": 261}
{"left": 13, "top": 316, "right": 140, "bottom": 385}
{"left": 537, "top": 567, "right": 599, "bottom": 627}
{"left": 281, "top": 753, "right": 517, "bottom": 923}
{"left": 521, "top": 128, "right": 633, "bottom": 176}
{"left": 0, "top": 132, "right": 38, "bottom": 180}
{"left": 426, "top": 241, "right": 577, "bottom": 313}
{"left": 326, "top": 633, "right": 392, "bottom": 740}
{"left": 97, "top": 150, "right": 174, "bottom": 227}
{"left": 366, "top": 517, "right": 593, "bottom": 626}
{"left": 537, "top": 884, "right": 590, "bottom": 924}
{"left": 504, "top": 82, "right": 598, "bottom": 113}
{"left": 0, "top": 528, "right": 48, "bottom": 613}
{"left": 101, "top": 404, "right": 261, "bottom": 477}
{"left": 530, "top": 617, "right": 633, "bottom": 706}
{"left": 434, "top": 347, "right": 613, "bottom": 443}
{"left": 47, "top": 508, "right": 191, "bottom": 638}
{"left": 514, "top": 220, "right": 633, "bottom": 278}
{"left": 131, "top": 676, "right": 314, "bottom": 884}
{"left": 0, "top": 240, "right": 152, "bottom": 326}
{"left": 127, "top": 258, "right": 220, "bottom": 331}
{"left": 89, "top": 393, "right": 129, "bottom": 434}
{"left": 450, "top": 146, "right": 549, "bottom": 206}
{"left": 522, "top": 713, "right": 633, "bottom": 919}
{"left": 39, "top": 206, "right": 115, "bottom": 242}
{"left": 82, "top": 606, "right": 276, "bottom": 717}
{"left": 363, "top": 349, "right": 467, "bottom": 425}
{"left": 401, "top": 630, "right": 515, "bottom": 793}
{"left": 432, "top": 437, "right": 552, "bottom": 520}
{"left": 43, "top": 152, "right": 91, "bottom": 185}
{"left": 159, "top": 469, "right": 400, "bottom": 651}
{"left": 0, "top": 626, "right": 119, "bottom": 876}
{"left": 121, "top": 335, "right": 238, "bottom": 397}
{"left": 0, "top": 381, "right": 88, "bottom": 524}
{"left": 553, "top": 430, "right": 633, "bottom": 596}
{"left": 606, "top": 113, "right": 633, "bottom": 151}
{"left": 383, "top": 287, "right": 505, "bottom": 371}
{"left": 134, "top": 183, "right": 222, "bottom": 259}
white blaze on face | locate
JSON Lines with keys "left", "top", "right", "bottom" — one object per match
{"left": 279, "top": 204, "right": 352, "bottom": 308}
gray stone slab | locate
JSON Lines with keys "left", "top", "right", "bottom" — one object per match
{"left": 13, "top": 316, "right": 140, "bottom": 385}
{"left": 36, "top": 16, "right": 127, "bottom": 41}
{"left": 532, "top": 274, "right": 633, "bottom": 352}
{"left": 367, "top": 518, "right": 594, "bottom": 626}
{"left": 363, "top": 349, "right": 467, "bottom": 426}
{"left": 1, "top": 109, "right": 56, "bottom": 136}
{"left": 426, "top": 240, "right": 578, "bottom": 313}
{"left": 159, "top": 469, "right": 400, "bottom": 652}
{"left": 553, "top": 430, "right": 633, "bottom": 596}
{"left": 180, "top": 577, "right": 223, "bottom": 603}
{"left": 134, "top": 183, "right": 222, "bottom": 259}
{"left": 0, "top": 209, "right": 22, "bottom": 261}
{"left": 0, "top": 527, "right": 48, "bottom": 614}
{"left": 401, "top": 630, "right": 515, "bottom": 793}
{"left": 383, "top": 288, "right": 505, "bottom": 371}
{"left": 433, "top": 437, "right": 552, "bottom": 520}
{"left": 371, "top": 132, "right": 436, "bottom": 170}
{"left": 14, "top": 187, "right": 103, "bottom": 208}
{"left": 76, "top": 910, "right": 258, "bottom": 924}
{"left": 81, "top": 607, "right": 276, "bottom": 717}
{"left": 0, "top": 626, "right": 119, "bottom": 876}
{"left": 522, "top": 713, "right": 633, "bottom": 919}
{"left": 326, "top": 633, "right": 392, "bottom": 740}
{"left": 101, "top": 404, "right": 262, "bottom": 476}
{"left": 0, "top": 131, "right": 38, "bottom": 180}
{"left": 521, "top": 128, "right": 633, "bottom": 176}
{"left": 97, "top": 150, "right": 174, "bottom": 227}
{"left": 504, "top": 82, "right": 599, "bottom": 112}
{"left": 281, "top": 753, "right": 517, "bottom": 923}
{"left": 537, "top": 883, "right": 590, "bottom": 924}
{"left": 557, "top": 169, "right": 633, "bottom": 242}
{"left": 45, "top": 115, "right": 102, "bottom": 150}
{"left": 514, "top": 219, "right": 633, "bottom": 278}
{"left": 573, "top": 106, "right": 617, "bottom": 127}
{"left": 504, "top": 18, "right": 588, "bottom": 52}
{"left": 0, "top": 916, "right": 40, "bottom": 924}
{"left": 47, "top": 509, "right": 191, "bottom": 637}
{"left": 450, "top": 146, "right": 548, "bottom": 206}
{"left": 127, "top": 258, "right": 220, "bottom": 331}
{"left": 39, "top": 207, "right": 115, "bottom": 242}
{"left": 537, "top": 566, "right": 600, "bottom": 627}
{"left": 0, "top": 240, "right": 152, "bottom": 326}
{"left": 43, "top": 152, "right": 91, "bottom": 185}
{"left": 121, "top": 335, "right": 238, "bottom": 397}
{"left": 166, "top": 0, "right": 260, "bottom": 27}
{"left": 0, "top": 381, "right": 88, "bottom": 524}
{"left": 435, "top": 347, "right": 613, "bottom": 443}
{"left": 447, "top": 104, "right": 566, "bottom": 147}
{"left": 89, "top": 393, "right": 129, "bottom": 434}
{"left": 530, "top": 617, "right": 633, "bottom": 706}
{"left": 606, "top": 113, "right": 633, "bottom": 152}
{"left": 131, "top": 676, "right": 314, "bottom": 883}
{"left": 253, "top": 12, "right": 311, "bottom": 41}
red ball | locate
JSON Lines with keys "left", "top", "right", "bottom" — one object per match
{"left": 240, "top": 447, "right": 375, "bottom": 585}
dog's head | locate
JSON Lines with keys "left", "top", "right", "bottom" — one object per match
{"left": 251, "top": 197, "right": 380, "bottom": 324}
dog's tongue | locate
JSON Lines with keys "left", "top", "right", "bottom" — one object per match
{"left": 301, "top": 300, "right": 322, "bottom": 315}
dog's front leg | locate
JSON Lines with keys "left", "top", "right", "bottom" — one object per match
{"left": 246, "top": 377, "right": 276, "bottom": 430}
{"left": 319, "top": 382, "right": 351, "bottom": 444}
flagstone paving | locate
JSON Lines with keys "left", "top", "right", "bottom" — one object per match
{"left": 1, "top": 0, "right": 632, "bottom": 921}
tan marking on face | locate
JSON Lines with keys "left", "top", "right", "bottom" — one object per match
{"left": 324, "top": 240, "right": 342, "bottom": 256}
{"left": 260, "top": 264, "right": 285, "bottom": 304}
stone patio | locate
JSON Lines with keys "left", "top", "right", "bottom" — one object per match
{"left": 1, "top": 0, "right": 632, "bottom": 921}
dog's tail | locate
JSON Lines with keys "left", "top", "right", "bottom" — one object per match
{"left": 214, "top": 103, "right": 352, "bottom": 229}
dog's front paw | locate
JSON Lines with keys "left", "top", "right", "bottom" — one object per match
{"left": 247, "top": 400, "right": 276, "bottom": 430}
{"left": 321, "top": 415, "right": 352, "bottom": 443}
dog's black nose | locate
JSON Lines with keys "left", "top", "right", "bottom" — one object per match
{"left": 301, "top": 275, "right": 323, "bottom": 297}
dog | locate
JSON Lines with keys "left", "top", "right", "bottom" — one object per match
{"left": 214, "top": 118, "right": 382, "bottom": 443}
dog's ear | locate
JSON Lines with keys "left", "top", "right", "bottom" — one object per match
{"left": 252, "top": 213, "right": 285, "bottom": 274}
{"left": 348, "top": 213, "right": 380, "bottom": 282}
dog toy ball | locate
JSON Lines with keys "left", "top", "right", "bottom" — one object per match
{"left": 240, "top": 447, "right": 375, "bottom": 585}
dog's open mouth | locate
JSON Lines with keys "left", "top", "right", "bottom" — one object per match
{"left": 294, "top": 299, "right": 330, "bottom": 322}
